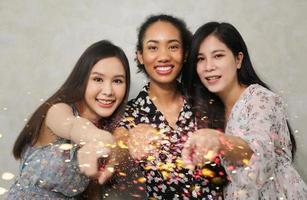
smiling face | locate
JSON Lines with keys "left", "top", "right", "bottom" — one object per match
{"left": 137, "top": 21, "right": 184, "bottom": 85}
{"left": 81, "top": 57, "right": 126, "bottom": 122}
{"left": 196, "top": 34, "right": 243, "bottom": 98}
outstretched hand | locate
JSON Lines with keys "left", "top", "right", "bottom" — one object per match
{"left": 127, "top": 124, "right": 162, "bottom": 161}
{"left": 77, "top": 135, "right": 116, "bottom": 184}
{"left": 182, "top": 128, "right": 226, "bottom": 168}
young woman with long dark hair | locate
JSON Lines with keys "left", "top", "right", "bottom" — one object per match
{"left": 7, "top": 40, "right": 130, "bottom": 199}
{"left": 182, "top": 22, "right": 307, "bottom": 199}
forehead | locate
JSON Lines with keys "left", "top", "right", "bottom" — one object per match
{"left": 199, "top": 35, "right": 229, "bottom": 51}
{"left": 91, "top": 57, "right": 125, "bottom": 75}
{"left": 143, "top": 21, "right": 181, "bottom": 42}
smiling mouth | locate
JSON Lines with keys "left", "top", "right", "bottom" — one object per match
{"left": 96, "top": 99, "right": 115, "bottom": 108}
{"left": 155, "top": 65, "right": 174, "bottom": 75}
{"left": 205, "top": 75, "right": 221, "bottom": 81}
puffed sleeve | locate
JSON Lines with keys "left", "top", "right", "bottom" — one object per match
{"left": 223, "top": 88, "right": 291, "bottom": 198}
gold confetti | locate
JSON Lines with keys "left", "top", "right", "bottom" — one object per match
{"left": 107, "top": 167, "right": 114, "bottom": 173}
{"left": 144, "top": 165, "right": 152, "bottom": 171}
{"left": 201, "top": 168, "right": 215, "bottom": 178}
{"left": 137, "top": 177, "right": 146, "bottom": 183}
{"left": 118, "top": 172, "right": 127, "bottom": 177}
{"left": 117, "top": 140, "right": 128, "bottom": 149}
{"left": 204, "top": 150, "right": 215, "bottom": 160}
{"left": 59, "top": 143, "right": 73, "bottom": 150}
{"left": 242, "top": 158, "right": 249, "bottom": 165}
{"left": 0, "top": 134, "right": 2, "bottom": 139}
{"left": 211, "top": 177, "right": 224, "bottom": 185}
{"left": 161, "top": 171, "right": 170, "bottom": 179}
{"left": 125, "top": 117, "right": 135, "bottom": 122}
{"left": 147, "top": 155, "right": 155, "bottom": 161}
{"left": 0, "top": 187, "right": 7, "bottom": 195}
{"left": 1, "top": 172, "right": 15, "bottom": 180}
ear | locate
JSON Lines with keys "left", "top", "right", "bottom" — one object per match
{"left": 136, "top": 50, "right": 144, "bottom": 65}
{"left": 236, "top": 52, "right": 244, "bottom": 69}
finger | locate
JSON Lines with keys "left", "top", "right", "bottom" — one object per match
{"left": 98, "top": 166, "right": 114, "bottom": 184}
{"left": 181, "top": 140, "right": 195, "bottom": 170}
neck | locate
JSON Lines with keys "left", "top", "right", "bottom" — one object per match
{"left": 219, "top": 84, "right": 246, "bottom": 115}
{"left": 148, "top": 80, "right": 181, "bottom": 106}
{"left": 76, "top": 101, "right": 100, "bottom": 124}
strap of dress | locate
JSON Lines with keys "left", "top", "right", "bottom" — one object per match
{"left": 71, "top": 103, "right": 80, "bottom": 117}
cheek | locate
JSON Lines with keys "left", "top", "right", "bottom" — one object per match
{"left": 174, "top": 51, "right": 184, "bottom": 63}
{"left": 142, "top": 53, "right": 156, "bottom": 64}
{"left": 115, "top": 85, "right": 127, "bottom": 100}
{"left": 196, "top": 64, "right": 203, "bottom": 77}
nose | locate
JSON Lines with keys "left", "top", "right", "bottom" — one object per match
{"left": 157, "top": 47, "right": 170, "bottom": 63}
{"left": 203, "top": 59, "right": 216, "bottom": 72}
{"left": 101, "top": 81, "right": 113, "bottom": 96}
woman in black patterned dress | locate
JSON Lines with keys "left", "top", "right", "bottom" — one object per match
{"left": 115, "top": 14, "right": 228, "bottom": 200}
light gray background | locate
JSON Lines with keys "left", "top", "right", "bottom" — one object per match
{"left": 0, "top": 0, "right": 306, "bottom": 197}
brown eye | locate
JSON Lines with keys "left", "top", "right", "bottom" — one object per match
{"left": 148, "top": 46, "right": 158, "bottom": 51}
{"left": 169, "top": 45, "right": 179, "bottom": 51}
{"left": 214, "top": 54, "right": 224, "bottom": 59}
{"left": 113, "top": 79, "right": 124, "bottom": 84}
{"left": 93, "top": 77, "right": 103, "bottom": 82}
{"left": 197, "top": 56, "right": 204, "bottom": 62}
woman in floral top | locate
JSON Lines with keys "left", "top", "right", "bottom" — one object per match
{"left": 7, "top": 40, "right": 130, "bottom": 199}
{"left": 182, "top": 22, "right": 307, "bottom": 199}
{"left": 116, "top": 15, "right": 227, "bottom": 200}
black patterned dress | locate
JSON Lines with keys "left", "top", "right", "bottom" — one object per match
{"left": 120, "top": 83, "right": 227, "bottom": 200}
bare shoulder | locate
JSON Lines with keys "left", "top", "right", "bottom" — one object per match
{"left": 48, "top": 103, "right": 73, "bottom": 113}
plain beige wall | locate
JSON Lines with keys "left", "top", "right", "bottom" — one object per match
{"left": 1, "top": 0, "right": 306, "bottom": 198}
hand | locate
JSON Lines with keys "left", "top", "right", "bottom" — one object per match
{"left": 182, "top": 128, "right": 225, "bottom": 168}
{"left": 77, "top": 135, "right": 115, "bottom": 179}
{"left": 127, "top": 124, "right": 162, "bottom": 161}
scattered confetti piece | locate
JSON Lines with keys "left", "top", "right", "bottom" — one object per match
{"left": 0, "top": 187, "right": 7, "bottom": 195}
{"left": 137, "top": 177, "right": 146, "bottom": 183}
{"left": 59, "top": 143, "right": 73, "bottom": 150}
{"left": 2, "top": 172, "right": 15, "bottom": 180}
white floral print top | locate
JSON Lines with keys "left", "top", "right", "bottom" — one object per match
{"left": 223, "top": 84, "right": 307, "bottom": 200}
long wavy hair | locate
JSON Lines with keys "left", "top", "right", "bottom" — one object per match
{"left": 181, "top": 22, "right": 296, "bottom": 158}
{"left": 13, "top": 40, "right": 130, "bottom": 159}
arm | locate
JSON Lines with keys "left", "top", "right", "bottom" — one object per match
{"left": 182, "top": 128, "right": 253, "bottom": 168}
{"left": 45, "top": 103, "right": 114, "bottom": 145}
{"left": 223, "top": 90, "right": 287, "bottom": 191}
{"left": 46, "top": 103, "right": 115, "bottom": 181}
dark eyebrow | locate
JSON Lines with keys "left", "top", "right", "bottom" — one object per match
{"left": 91, "top": 72, "right": 125, "bottom": 78}
{"left": 212, "top": 49, "right": 226, "bottom": 54}
{"left": 146, "top": 39, "right": 181, "bottom": 44}
{"left": 197, "top": 49, "right": 226, "bottom": 56}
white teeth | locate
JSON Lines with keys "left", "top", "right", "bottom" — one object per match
{"left": 97, "top": 99, "right": 114, "bottom": 104}
{"left": 206, "top": 76, "right": 220, "bottom": 80}
{"left": 156, "top": 66, "right": 172, "bottom": 71}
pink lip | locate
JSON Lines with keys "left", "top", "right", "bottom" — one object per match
{"left": 154, "top": 65, "right": 174, "bottom": 75}
{"left": 96, "top": 99, "right": 115, "bottom": 108}
{"left": 205, "top": 75, "right": 221, "bottom": 84}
